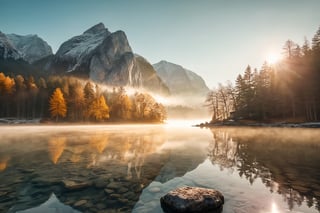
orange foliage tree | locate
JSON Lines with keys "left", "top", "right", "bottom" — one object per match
{"left": 49, "top": 88, "right": 67, "bottom": 121}
{"left": 88, "top": 95, "right": 110, "bottom": 121}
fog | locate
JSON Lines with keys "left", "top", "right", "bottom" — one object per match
{"left": 98, "top": 83, "right": 211, "bottom": 120}
{"left": 1, "top": 125, "right": 319, "bottom": 213}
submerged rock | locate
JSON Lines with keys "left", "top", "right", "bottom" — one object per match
{"left": 160, "top": 186, "right": 224, "bottom": 213}
{"left": 62, "top": 180, "right": 91, "bottom": 190}
{"left": 74, "top": 199, "right": 87, "bottom": 207}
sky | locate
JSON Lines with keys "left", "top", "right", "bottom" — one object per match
{"left": 1, "top": 0, "right": 320, "bottom": 88}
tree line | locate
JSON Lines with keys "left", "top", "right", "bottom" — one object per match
{"left": 0, "top": 74, "right": 166, "bottom": 122}
{"left": 206, "top": 26, "right": 320, "bottom": 122}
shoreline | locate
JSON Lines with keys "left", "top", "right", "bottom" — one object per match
{"left": 194, "top": 121, "right": 320, "bottom": 128}
{"left": 0, "top": 118, "right": 164, "bottom": 125}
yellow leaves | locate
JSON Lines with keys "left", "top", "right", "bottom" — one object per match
{"left": 49, "top": 88, "right": 67, "bottom": 121}
{"left": 87, "top": 95, "right": 110, "bottom": 121}
{"left": 0, "top": 72, "right": 15, "bottom": 95}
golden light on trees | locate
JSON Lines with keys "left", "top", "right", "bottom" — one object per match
{"left": 49, "top": 88, "right": 67, "bottom": 121}
{"left": 87, "top": 95, "right": 109, "bottom": 121}
{"left": 48, "top": 137, "right": 66, "bottom": 164}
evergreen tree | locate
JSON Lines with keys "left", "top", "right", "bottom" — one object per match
{"left": 312, "top": 26, "right": 320, "bottom": 52}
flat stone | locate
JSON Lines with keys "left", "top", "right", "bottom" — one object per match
{"left": 118, "top": 187, "right": 128, "bottom": 193}
{"left": 123, "top": 191, "right": 135, "bottom": 200}
{"left": 104, "top": 188, "right": 114, "bottom": 194}
{"left": 94, "top": 179, "right": 108, "bottom": 188}
{"left": 160, "top": 186, "right": 224, "bottom": 213}
{"left": 110, "top": 193, "right": 121, "bottom": 199}
{"left": 96, "top": 203, "right": 107, "bottom": 210}
{"left": 74, "top": 199, "right": 87, "bottom": 207}
{"left": 62, "top": 180, "right": 91, "bottom": 190}
{"left": 105, "top": 199, "right": 118, "bottom": 206}
{"left": 106, "top": 182, "right": 122, "bottom": 190}
{"left": 0, "top": 191, "right": 8, "bottom": 196}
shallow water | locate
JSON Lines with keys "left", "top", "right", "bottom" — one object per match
{"left": 0, "top": 124, "right": 319, "bottom": 213}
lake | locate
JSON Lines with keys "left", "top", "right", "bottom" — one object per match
{"left": 0, "top": 124, "right": 319, "bottom": 213}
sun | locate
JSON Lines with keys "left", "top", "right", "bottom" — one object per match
{"left": 266, "top": 53, "right": 281, "bottom": 64}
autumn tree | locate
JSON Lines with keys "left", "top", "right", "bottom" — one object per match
{"left": 0, "top": 74, "right": 15, "bottom": 117}
{"left": 49, "top": 88, "right": 67, "bottom": 121}
{"left": 110, "top": 87, "right": 132, "bottom": 120}
{"left": 87, "top": 95, "right": 110, "bottom": 121}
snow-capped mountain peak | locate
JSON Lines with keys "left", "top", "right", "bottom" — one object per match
{"left": 0, "top": 31, "right": 22, "bottom": 60}
{"left": 5, "top": 33, "right": 52, "bottom": 63}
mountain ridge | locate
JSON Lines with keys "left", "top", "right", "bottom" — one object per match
{"left": 0, "top": 23, "right": 209, "bottom": 98}
{"left": 153, "top": 60, "right": 209, "bottom": 96}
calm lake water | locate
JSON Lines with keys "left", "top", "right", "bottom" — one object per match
{"left": 0, "top": 124, "right": 319, "bottom": 213}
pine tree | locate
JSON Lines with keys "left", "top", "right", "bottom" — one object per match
{"left": 49, "top": 88, "right": 67, "bottom": 121}
{"left": 312, "top": 26, "right": 320, "bottom": 52}
{"left": 283, "top": 40, "right": 296, "bottom": 59}
{"left": 68, "top": 80, "right": 85, "bottom": 121}
{"left": 302, "top": 37, "right": 311, "bottom": 56}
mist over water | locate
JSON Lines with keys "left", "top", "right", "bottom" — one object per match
{"left": 0, "top": 124, "right": 319, "bottom": 213}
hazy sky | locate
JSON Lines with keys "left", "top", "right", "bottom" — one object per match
{"left": 1, "top": 0, "right": 320, "bottom": 88}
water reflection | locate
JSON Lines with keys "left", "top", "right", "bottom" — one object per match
{"left": 48, "top": 137, "right": 66, "bottom": 164}
{"left": 0, "top": 126, "right": 167, "bottom": 213}
{"left": 0, "top": 156, "right": 9, "bottom": 172}
{"left": 208, "top": 127, "right": 320, "bottom": 212}
{"left": 0, "top": 126, "right": 320, "bottom": 213}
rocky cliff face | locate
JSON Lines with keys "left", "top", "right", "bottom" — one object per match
{"left": 134, "top": 55, "right": 170, "bottom": 95}
{"left": 47, "top": 23, "right": 169, "bottom": 93}
{"left": 0, "top": 23, "right": 170, "bottom": 94}
{"left": 6, "top": 34, "right": 53, "bottom": 63}
{"left": 0, "top": 32, "right": 21, "bottom": 60}
{"left": 153, "top": 60, "right": 209, "bottom": 96}
{"left": 50, "top": 23, "right": 140, "bottom": 86}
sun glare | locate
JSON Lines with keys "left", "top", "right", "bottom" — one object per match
{"left": 266, "top": 53, "right": 281, "bottom": 64}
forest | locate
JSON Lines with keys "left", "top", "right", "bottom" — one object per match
{"left": 206, "top": 26, "right": 320, "bottom": 122}
{"left": 0, "top": 74, "right": 166, "bottom": 123}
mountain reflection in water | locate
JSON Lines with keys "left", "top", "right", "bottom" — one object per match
{"left": 0, "top": 125, "right": 319, "bottom": 213}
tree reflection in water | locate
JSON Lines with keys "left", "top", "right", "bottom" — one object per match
{"left": 48, "top": 137, "right": 66, "bottom": 164}
{"left": 208, "top": 127, "right": 320, "bottom": 211}
{"left": 0, "top": 127, "right": 166, "bottom": 213}
{"left": 0, "top": 156, "right": 9, "bottom": 172}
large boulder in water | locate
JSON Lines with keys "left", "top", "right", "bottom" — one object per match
{"left": 160, "top": 186, "right": 224, "bottom": 213}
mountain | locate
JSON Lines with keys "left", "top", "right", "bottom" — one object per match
{"left": 0, "top": 32, "right": 41, "bottom": 76}
{"left": 0, "top": 23, "right": 169, "bottom": 94}
{"left": 0, "top": 31, "right": 21, "bottom": 60}
{"left": 6, "top": 34, "right": 53, "bottom": 63}
{"left": 153, "top": 60, "right": 209, "bottom": 96}
{"left": 134, "top": 55, "right": 170, "bottom": 95}
{"left": 45, "top": 23, "right": 168, "bottom": 94}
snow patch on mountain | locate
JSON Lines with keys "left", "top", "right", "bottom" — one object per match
{"left": 0, "top": 32, "right": 21, "bottom": 60}
{"left": 6, "top": 33, "right": 52, "bottom": 63}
